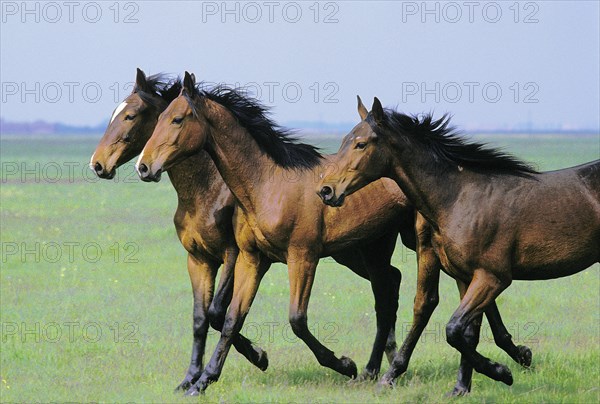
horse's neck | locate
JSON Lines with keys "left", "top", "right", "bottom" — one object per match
{"left": 167, "top": 153, "right": 222, "bottom": 203}
{"left": 388, "top": 144, "right": 461, "bottom": 228}
{"left": 204, "top": 105, "right": 283, "bottom": 214}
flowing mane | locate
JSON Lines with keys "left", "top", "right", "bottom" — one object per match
{"left": 372, "top": 110, "right": 539, "bottom": 177}
{"left": 184, "top": 84, "right": 322, "bottom": 170}
{"left": 136, "top": 73, "right": 183, "bottom": 108}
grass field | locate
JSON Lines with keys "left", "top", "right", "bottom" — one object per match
{"left": 1, "top": 134, "right": 599, "bottom": 403}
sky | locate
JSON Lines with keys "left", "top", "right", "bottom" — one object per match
{"left": 1, "top": 0, "right": 599, "bottom": 131}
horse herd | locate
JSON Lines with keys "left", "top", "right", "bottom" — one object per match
{"left": 90, "top": 68, "right": 600, "bottom": 396}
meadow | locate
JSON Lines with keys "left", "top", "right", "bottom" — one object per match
{"left": 1, "top": 134, "right": 599, "bottom": 403}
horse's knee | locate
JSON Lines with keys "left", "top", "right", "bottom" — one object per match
{"left": 207, "top": 302, "right": 226, "bottom": 331}
{"left": 192, "top": 311, "right": 209, "bottom": 337}
{"left": 289, "top": 312, "right": 308, "bottom": 336}
{"left": 446, "top": 321, "right": 463, "bottom": 348}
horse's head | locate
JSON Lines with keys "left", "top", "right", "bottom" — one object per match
{"left": 90, "top": 68, "right": 175, "bottom": 179}
{"left": 318, "top": 96, "right": 391, "bottom": 206}
{"left": 136, "top": 71, "right": 210, "bottom": 182}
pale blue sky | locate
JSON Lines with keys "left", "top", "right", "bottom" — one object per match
{"left": 1, "top": 0, "right": 599, "bottom": 131}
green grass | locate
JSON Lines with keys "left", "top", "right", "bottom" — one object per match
{"left": 1, "top": 134, "right": 599, "bottom": 403}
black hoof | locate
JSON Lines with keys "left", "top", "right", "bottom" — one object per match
{"left": 256, "top": 348, "right": 269, "bottom": 371}
{"left": 378, "top": 373, "right": 395, "bottom": 388}
{"left": 493, "top": 363, "right": 513, "bottom": 385}
{"left": 174, "top": 374, "right": 199, "bottom": 393}
{"left": 174, "top": 380, "right": 191, "bottom": 392}
{"left": 339, "top": 356, "right": 358, "bottom": 379}
{"left": 185, "top": 383, "right": 206, "bottom": 396}
{"left": 446, "top": 385, "right": 470, "bottom": 397}
{"left": 350, "top": 368, "right": 378, "bottom": 384}
{"left": 517, "top": 345, "right": 532, "bottom": 368}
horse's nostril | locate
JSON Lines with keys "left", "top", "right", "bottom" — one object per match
{"left": 320, "top": 186, "right": 333, "bottom": 198}
{"left": 94, "top": 162, "right": 103, "bottom": 174}
{"left": 138, "top": 163, "right": 148, "bottom": 174}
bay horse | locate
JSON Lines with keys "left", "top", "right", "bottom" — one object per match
{"left": 135, "top": 72, "right": 533, "bottom": 394}
{"left": 318, "top": 96, "right": 600, "bottom": 393}
{"left": 91, "top": 69, "right": 268, "bottom": 391}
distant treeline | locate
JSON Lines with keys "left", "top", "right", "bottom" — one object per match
{"left": 0, "top": 118, "right": 598, "bottom": 137}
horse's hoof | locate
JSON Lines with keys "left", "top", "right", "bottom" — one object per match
{"left": 256, "top": 348, "right": 269, "bottom": 371}
{"left": 446, "top": 385, "right": 470, "bottom": 397}
{"left": 355, "top": 368, "right": 379, "bottom": 382}
{"left": 378, "top": 373, "right": 395, "bottom": 388}
{"left": 175, "top": 373, "right": 201, "bottom": 393}
{"left": 174, "top": 380, "right": 191, "bottom": 393}
{"left": 185, "top": 384, "right": 205, "bottom": 396}
{"left": 340, "top": 356, "right": 358, "bottom": 379}
{"left": 493, "top": 363, "right": 513, "bottom": 385}
{"left": 517, "top": 345, "right": 532, "bottom": 368}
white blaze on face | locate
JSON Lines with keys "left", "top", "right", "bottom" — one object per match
{"left": 89, "top": 152, "right": 96, "bottom": 170}
{"left": 135, "top": 149, "right": 145, "bottom": 176}
{"left": 110, "top": 101, "right": 128, "bottom": 124}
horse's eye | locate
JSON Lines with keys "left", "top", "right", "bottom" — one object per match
{"left": 172, "top": 117, "right": 184, "bottom": 125}
{"left": 124, "top": 115, "right": 136, "bottom": 121}
{"left": 123, "top": 134, "right": 131, "bottom": 143}
{"left": 355, "top": 142, "right": 367, "bottom": 150}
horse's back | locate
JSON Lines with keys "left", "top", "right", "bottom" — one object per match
{"left": 575, "top": 159, "right": 600, "bottom": 201}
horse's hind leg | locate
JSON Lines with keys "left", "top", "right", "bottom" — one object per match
{"left": 358, "top": 234, "right": 401, "bottom": 380}
{"left": 385, "top": 271, "right": 399, "bottom": 364}
{"left": 445, "top": 269, "right": 513, "bottom": 390}
{"left": 286, "top": 250, "right": 358, "bottom": 378}
{"left": 208, "top": 247, "right": 268, "bottom": 371}
{"left": 176, "top": 253, "right": 218, "bottom": 392}
{"left": 485, "top": 302, "right": 532, "bottom": 368}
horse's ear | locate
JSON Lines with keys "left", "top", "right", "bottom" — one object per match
{"left": 183, "top": 71, "right": 195, "bottom": 93}
{"left": 135, "top": 68, "right": 148, "bottom": 92}
{"left": 357, "top": 95, "right": 368, "bottom": 121}
{"left": 372, "top": 97, "right": 385, "bottom": 125}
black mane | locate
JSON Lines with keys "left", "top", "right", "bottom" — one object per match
{"left": 373, "top": 110, "right": 539, "bottom": 177}
{"left": 184, "top": 84, "right": 322, "bottom": 170}
{"left": 136, "top": 73, "right": 183, "bottom": 109}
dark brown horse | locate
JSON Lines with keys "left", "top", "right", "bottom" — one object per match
{"left": 136, "top": 72, "right": 533, "bottom": 394}
{"left": 91, "top": 69, "right": 268, "bottom": 391}
{"left": 318, "top": 97, "right": 600, "bottom": 393}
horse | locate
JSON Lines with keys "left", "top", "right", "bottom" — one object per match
{"left": 135, "top": 72, "right": 533, "bottom": 395}
{"left": 90, "top": 69, "right": 268, "bottom": 391}
{"left": 317, "top": 96, "right": 600, "bottom": 393}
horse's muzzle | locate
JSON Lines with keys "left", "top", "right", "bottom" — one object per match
{"left": 318, "top": 186, "right": 345, "bottom": 207}
{"left": 137, "top": 163, "right": 162, "bottom": 182}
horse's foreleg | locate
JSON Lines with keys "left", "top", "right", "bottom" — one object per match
{"left": 176, "top": 253, "right": 218, "bottom": 392}
{"left": 449, "top": 279, "right": 482, "bottom": 396}
{"left": 287, "top": 252, "right": 358, "bottom": 378}
{"left": 445, "top": 269, "right": 513, "bottom": 392}
{"left": 208, "top": 247, "right": 268, "bottom": 371}
{"left": 186, "top": 251, "right": 271, "bottom": 395}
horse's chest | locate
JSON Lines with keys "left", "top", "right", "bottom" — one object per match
{"left": 175, "top": 212, "right": 225, "bottom": 260}
{"left": 431, "top": 231, "right": 472, "bottom": 282}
